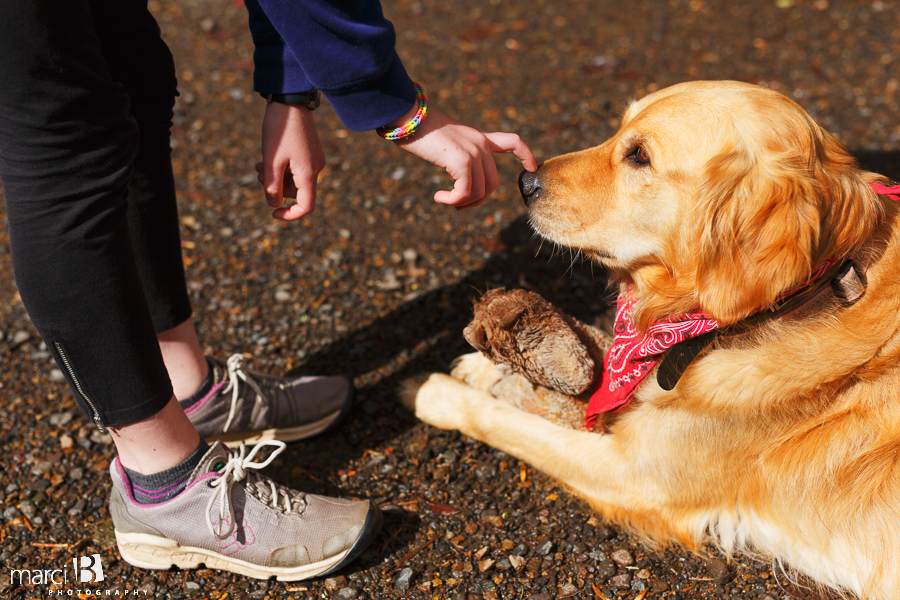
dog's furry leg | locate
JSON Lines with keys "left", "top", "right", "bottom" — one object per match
{"left": 401, "top": 373, "right": 660, "bottom": 514}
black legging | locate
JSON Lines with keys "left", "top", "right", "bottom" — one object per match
{"left": 0, "top": 0, "right": 192, "bottom": 427}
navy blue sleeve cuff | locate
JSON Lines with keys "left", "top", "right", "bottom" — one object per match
{"left": 252, "top": 43, "right": 314, "bottom": 94}
{"left": 321, "top": 55, "right": 416, "bottom": 132}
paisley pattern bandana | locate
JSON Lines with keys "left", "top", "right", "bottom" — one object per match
{"left": 585, "top": 296, "right": 717, "bottom": 429}
{"left": 585, "top": 257, "right": 846, "bottom": 429}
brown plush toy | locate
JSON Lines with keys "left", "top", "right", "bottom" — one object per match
{"left": 460, "top": 288, "right": 610, "bottom": 430}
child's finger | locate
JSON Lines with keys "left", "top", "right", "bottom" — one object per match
{"left": 437, "top": 155, "right": 487, "bottom": 207}
{"left": 262, "top": 163, "right": 287, "bottom": 206}
{"left": 483, "top": 131, "right": 538, "bottom": 172}
{"left": 277, "top": 163, "right": 317, "bottom": 220}
{"left": 482, "top": 152, "right": 500, "bottom": 199}
{"left": 273, "top": 202, "right": 313, "bottom": 221}
{"left": 434, "top": 162, "right": 473, "bottom": 206}
{"left": 282, "top": 170, "right": 299, "bottom": 199}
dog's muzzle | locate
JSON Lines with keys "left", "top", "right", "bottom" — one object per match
{"left": 518, "top": 170, "right": 542, "bottom": 206}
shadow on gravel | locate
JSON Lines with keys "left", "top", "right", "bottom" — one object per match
{"left": 298, "top": 214, "right": 611, "bottom": 403}
{"left": 278, "top": 214, "right": 611, "bottom": 477}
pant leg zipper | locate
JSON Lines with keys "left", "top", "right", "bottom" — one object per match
{"left": 53, "top": 342, "right": 105, "bottom": 433}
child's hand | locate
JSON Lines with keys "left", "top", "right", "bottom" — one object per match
{"left": 393, "top": 109, "right": 537, "bottom": 209}
{"left": 258, "top": 101, "right": 325, "bottom": 221}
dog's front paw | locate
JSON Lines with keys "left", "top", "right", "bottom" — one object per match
{"left": 400, "top": 373, "right": 470, "bottom": 431}
{"left": 450, "top": 352, "right": 505, "bottom": 391}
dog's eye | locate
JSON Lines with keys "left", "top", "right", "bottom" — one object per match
{"left": 628, "top": 144, "right": 651, "bottom": 166}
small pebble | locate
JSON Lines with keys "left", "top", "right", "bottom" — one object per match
{"left": 608, "top": 573, "right": 632, "bottom": 590}
{"left": 335, "top": 587, "right": 359, "bottom": 600}
{"left": 18, "top": 501, "right": 37, "bottom": 519}
{"left": 597, "top": 558, "right": 617, "bottom": 579}
{"left": 537, "top": 540, "right": 554, "bottom": 555}
{"left": 28, "top": 479, "right": 50, "bottom": 493}
{"left": 558, "top": 583, "right": 579, "bottom": 598}
{"left": 274, "top": 289, "right": 292, "bottom": 302}
{"left": 479, "top": 509, "right": 498, "bottom": 522}
{"left": 67, "top": 499, "right": 86, "bottom": 516}
{"left": 594, "top": 524, "right": 616, "bottom": 540}
{"left": 68, "top": 467, "right": 84, "bottom": 481}
{"left": 325, "top": 576, "right": 347, "bottom": 590}
{"left": 394, "top": 567, "right": 414, "bottom": 592}
{"left": 611, "top": 548, "right": 635, "bottom": 566}
{"left": 49, "top": 412, "right": 74, "bottom": 427}
{"left": 709, "top": 558, "right": 733, "bottom": 584}
{"left": 59, "top": 434, "right": 73, "bottom": 449}
{"left": 184, "top": 581, "right": 200, "bottom": 590}
{"left": 31, "top": 461, "right": 53, "bottom": 476}
{"left": 478, "top": 558, "right": 495, "bottom": 572}
{"left": 3, "top": 507, "right": 22, "bottom": 521}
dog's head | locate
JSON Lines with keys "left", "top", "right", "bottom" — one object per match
{"left": 523, "top": 80, "right": 884, "bottom": 327}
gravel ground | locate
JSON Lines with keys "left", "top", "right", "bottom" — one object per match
{"left": 1, "top": 0, "right": 899, "bottom": 599}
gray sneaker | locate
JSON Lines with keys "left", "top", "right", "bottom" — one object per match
{"left": 110, "top": 441, "right": 382, "bottom": 581}
{"left": 186, "top": 354, "right": 354, "bottom": 446}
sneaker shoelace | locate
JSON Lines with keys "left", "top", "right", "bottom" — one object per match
{"left": 220, "top": 354, "right": 288, "bottom": 433}
{"left": 206, "top": 440, "right": 307, "bottom": 540}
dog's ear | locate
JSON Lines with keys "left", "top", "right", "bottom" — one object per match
{"left": 694, "top": 124, "right": 879, "bottom": 325}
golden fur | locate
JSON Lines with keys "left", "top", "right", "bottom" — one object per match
{"left": 403, "top": 81, "right": 900, "bottom": 598}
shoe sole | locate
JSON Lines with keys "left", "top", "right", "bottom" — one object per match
{"left": 115, "top": 500, "right": 382, "bottom": 581}
{"left": 205, "top": 383, "right": 356, "bottom": 448}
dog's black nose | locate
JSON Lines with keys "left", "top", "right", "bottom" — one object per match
{"left": 518, "top": 170, "right": 542, "bottom": 206}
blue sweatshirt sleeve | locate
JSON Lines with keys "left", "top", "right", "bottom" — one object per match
{"left": 245, "top": 0, "right": 417, "bottom": 132}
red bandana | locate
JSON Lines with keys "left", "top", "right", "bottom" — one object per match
{"left": 585, "top": 296, "right": 717, "bottom": 429}
{"left": 585, "top": 256, "right": 844, "bottom": 429}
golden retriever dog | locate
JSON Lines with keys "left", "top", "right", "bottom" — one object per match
{"left": 403, "top": 81, "right": 900, "bottom": 599}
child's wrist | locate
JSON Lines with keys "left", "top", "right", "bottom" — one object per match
{"left": 386, "top": 105, "right": 419, "bottom": 129}
{"left": 376, "top": 82, "right": 428, "bottom": 141}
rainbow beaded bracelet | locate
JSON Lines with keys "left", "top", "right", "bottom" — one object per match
{"left": 376, "top": 82, "right": 428, "bottom": 141}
